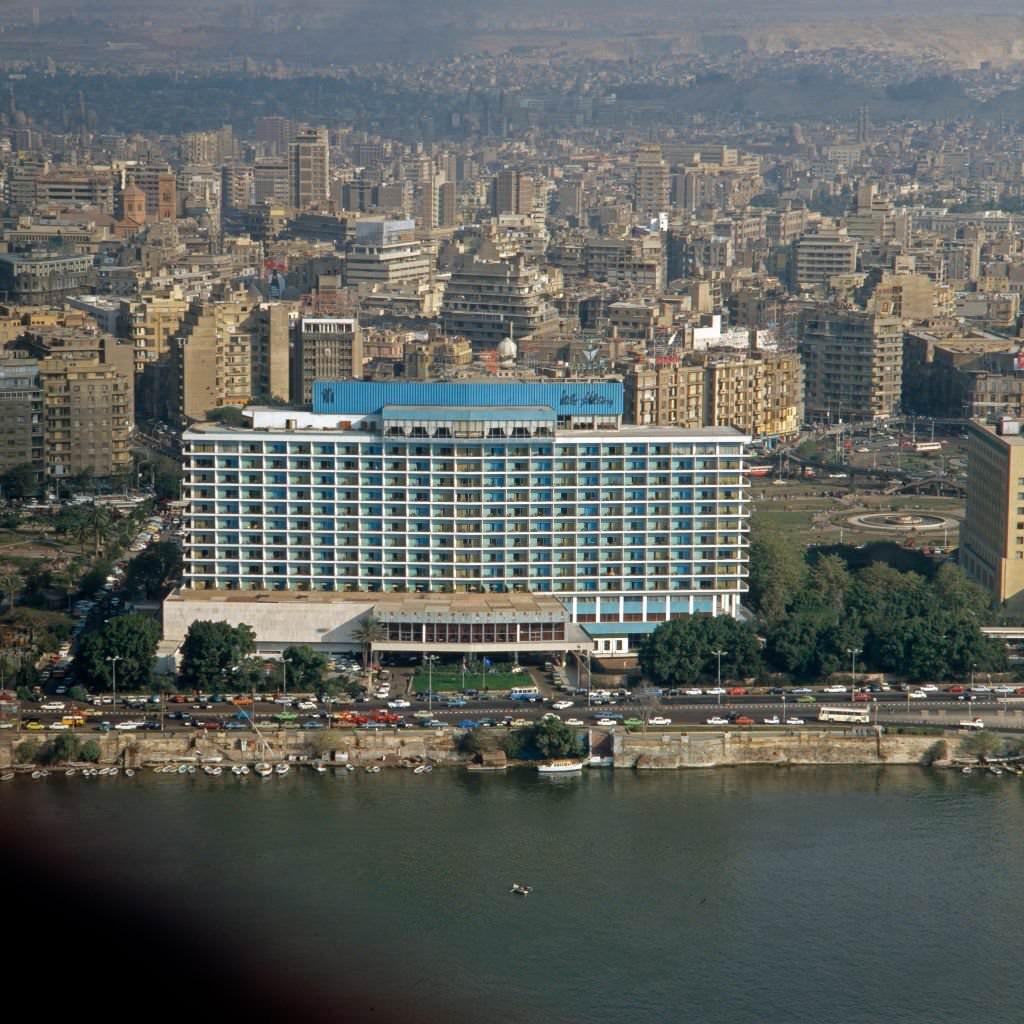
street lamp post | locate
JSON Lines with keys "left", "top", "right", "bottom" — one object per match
{"left": 846, "top": 647, "right": 861, "bottom": 704}
{"left": 712, "top": 649, "right": 727, "bottom": 706}
{"left": 105, "top": 655, "right": 121, "bottom": 711}
{"left": 425, "top": 655, "right": 437, "bottom": 713}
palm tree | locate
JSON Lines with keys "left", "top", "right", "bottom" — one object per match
{"left": 0, "top": 568, "right": 19, "bottom": 612}
{"left": 83, "top": 504, "right": 113, "bottom": 559}
{"left": 350, "top": 615, "right": 384, "bottom": 679}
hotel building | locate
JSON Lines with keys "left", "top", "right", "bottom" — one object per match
{"left": 166, "top": 382, "right": 749, "bottom": 658}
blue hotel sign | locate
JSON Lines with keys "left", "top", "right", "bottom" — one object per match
{"left": 559, "top": 389, "right": 615, "bottom": 408}
{"left": 312, "top": 381, "right": 624, "bottom": 416}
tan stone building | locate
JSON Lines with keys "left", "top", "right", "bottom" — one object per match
{"left": 623, "top": 350, "right": 804, "bottom": 439}
{"left": 117, "top": 293, "right": 190, "bottom": 374}
{"left": 170, "top": 298, "right": 255, "bottom": 423}
{"left": 39, "top": 357, "right": 133, "bottom": 479}
{"left": 961, "top": 420, "right": 1024, "bottom": 608}
{"left": 800, "top": 309, "right": 902, "bottom": 423}
{"left": 291, "top": 316, "right": 363, "bottom": 404}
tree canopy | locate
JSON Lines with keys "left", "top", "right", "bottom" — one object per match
{"left": 282, "top": 645, "right": 329, "bottom": 693}
{"left": 179, "top": 620, "right": 257, "bottom": 692}
{"left": 638, "top": 615, "right": 762, "bottom": 687}
{"left": 74, "top": 613, "right": 161, "bottom": 692}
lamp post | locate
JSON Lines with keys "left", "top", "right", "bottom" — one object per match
{"left": 425, "top": 654, "right": 437, "bottom": 713}
{"left": 712, "top": 649, "right": 727, "bottom": 706}
{"left": 105, "top": 655, "right": 121, "bottom": 712}
{"left": 846, "top": 647, "right": 861, "bottom": 704}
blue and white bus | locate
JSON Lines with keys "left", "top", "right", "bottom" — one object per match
{"left": 509, "top": 686, "right": 540, "bottom": 702}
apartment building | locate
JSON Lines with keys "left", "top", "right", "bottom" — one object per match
{"left": 961, "top": 419, "right": 1024, "bottom": 608}
{"left": 288, "top": 127, "right": 330, "bottom": 210}
{"left": 170, "top": 298, "right": 256, "bottom": 423}
{"left": 440, "top": 255, "right": 560, "bottom": 347}
{"left": 172, "top": 381, "right": 749, "bottom": 657}
{"left": 290, "top": 317, "right": 364, "bottom": 404}
{"left": 0, "top": 357, "right": 42, "bottom": 477}
{"left": 39, "top": 357, "right": 133, "bottom": 479}
{"left": 793, "top": 230, "right": 859, "bottom": 291}
{"left": 344, "top": 219, "right": 431, "bottom": 289}
{"left": 624, "top": 352, "right": 804, "bottom": 440}
{"left": 800, "top": 309, "right": 902, "bottom": 423}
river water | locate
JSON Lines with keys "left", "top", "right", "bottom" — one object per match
{"left": 3, "top": 765, "right": 1021, "bottom": 1023}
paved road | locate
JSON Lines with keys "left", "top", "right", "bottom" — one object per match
{"left": 6, "top": 691, "right": 1024, "bottom": 735}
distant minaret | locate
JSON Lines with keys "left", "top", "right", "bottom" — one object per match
{"left": 857, "top": 105, "right": 870, "bottom": 145}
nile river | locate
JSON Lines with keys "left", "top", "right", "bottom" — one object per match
{"left": 4, "top": 766, "right": 1022, "bottom": 1023}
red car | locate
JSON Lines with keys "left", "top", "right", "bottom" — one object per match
{"left": 734, "top": 715, "right": 755, "bottom": 726}
{"left": 947, "top": 685, "right": 965, "bottom": 694}
{"left": 853, "top": 691, "right": 871, "bottom": 702}
{"left": 728, "top": 687, "right": 748, "bottom": 696}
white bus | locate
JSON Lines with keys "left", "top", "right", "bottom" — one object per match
{"left": 818, "top": 706, "right": 870, "bottom": 724}
{"left": 509, "top": 686, "right": 540, "bottom": 702}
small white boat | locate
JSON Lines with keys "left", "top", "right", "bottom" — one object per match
{"left": 231, "top": 765, "right": 243, "bottom": 776}
{"left": 153, "top": 766, "right": 164, "bottom": 773}
{"left": 312, "top": 762, "right": 327, "bottom": 774}
{"left": 413, "top": 764, "right": 428, "bottom": 774}
{"left": 0, "top": 772, "right": 13, "bottom": 782}
{"left": 345, "top": 764, "right": 356, "bottom": 773}
{"left": 989, "top": 766, "right": 1003, "bottom": 776}
{"left": 177, "top": 765, "right": 189, "bottom": 774}
{"left": 536, "top": 760, "right": 586, "bottom": 774}
{"left": 109, "top": 767, "right": 119, "bottom": 776}
{"left": 65, "top": 768, "right": 77, "bottom": 777}
{"left": 274, "top": 763, "right": 290, "bottom": 776}
{"left": 962, "top": 766, "right": 973, "bottom": 775}
{"left": 365, "top": 765, "right": 381, "bottom": 774}
{"left": 187, "top": 765, "right": 197, "bottom": 775}
{"left": 240, "top": 764, "right": 250, "bottom": 775}
{"left": 31, "top": 770, "right": 42, "bottom": 780}
{"left": 254, "top": 763, "right": 273, "bottom": 778}
{"left": 210, "top": 766, "right": 223, "bottom": 777}
{"left": 125, "top": 768, "right": 135, "bottom": 778}
{"left": 510, "top": 883, "right": 533, "bottom": 896}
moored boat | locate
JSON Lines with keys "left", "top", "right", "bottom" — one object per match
{"left": 0, "top": 771, "right": 13, "bottom": 782}
{"left": 536, "top": 759, "right": 586, "bottom": 774}
{"left": 274, "top": 763, "right": 290, "bottom": 776}
{"left": 254, "top": 763, "right": 273, "bottom": 778}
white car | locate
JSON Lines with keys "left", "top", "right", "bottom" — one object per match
{"left": 541, "top": 712, "right": 561, "bottom": 722}
{"left": 49, "top": 722, "right": 69, "bottom": 731}
{"left": 684, "top": 688, "right": 703, "bottom": 696}
{"left": 762, "top": 716, "right": 780, "bottom": 725}
{"left": 971, "top": 685, "right": 992, "bottom": 694}
{"left": 823, "top": 685, "right": 846, "bottom": 694}
{"left": 595, "top": 718, "right": 618, "bottom": 726}
{"left": 40, "top": 702, "right": 65, "bottom": 712}
{"left": 114, "top": 721, "right": 140, "bottom": 731}
{"left": 993, "top": 686, "right": 1015, "bottom": 695}
{"left": 705, "top": 687, "right": 726, "bottom": 696}
{"left": 785, "top": 717, "right": 805, "bottom": 726}
{"left": 551, "top": 700, "right": 574, "bottom": 710}
{"left": 387, "top": 699, "right": 411, "bottom": 708}
{"left": 918, "top": 684, "right": 939, "bottom": 692}
{"left": 907, "top": 690, "right": 928, "bottom": 700}
{"left": 648, "top": 716, "right": 672, "bottom": 726}
{"left": 296, "top": 701, "right": 318, "bottom": 711}
{"left": 705, "top": 716, "right": 729, "bottom": 726}
{"left": 565, "top": 718, "right": 584, "bottom": 726}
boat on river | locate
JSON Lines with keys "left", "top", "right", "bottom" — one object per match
{"left": 510, "top": 883, "right": 533, "bottom": 896}
{"left": 254, "top": 763, "right": 273, "bottom": 778}
{"left": 274, "top": 763, "right": 290, "bottom": 776}
{"left": 536, "top": 760, "right": 586, "bottom": 774}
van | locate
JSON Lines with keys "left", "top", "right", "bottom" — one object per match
{"left": 61, "top": 715, "right": 86, "bottom": 727}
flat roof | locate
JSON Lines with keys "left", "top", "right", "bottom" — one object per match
{"left": 381, "top": 404, "right": 556, "bottom": 421}
{"left": 166, "top": 588, "right": 570, "bottom": 621}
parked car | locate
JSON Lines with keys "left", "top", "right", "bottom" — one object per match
{"left": 705, "top": 716, "right": 729, "bottom": 726}
{"left": 648, "top": 716, "right": 673, "bottom": 726}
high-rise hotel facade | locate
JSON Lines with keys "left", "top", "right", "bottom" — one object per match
{"left": 165, "top": 382, "right": 749, "bottom": 658}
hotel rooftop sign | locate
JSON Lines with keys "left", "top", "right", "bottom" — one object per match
{"left": 312, "top": 380, "right": 624, "bottom": 416}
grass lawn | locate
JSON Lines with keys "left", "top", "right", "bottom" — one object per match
{"left": 411, "top": 669, "right": 526, "bottom": 693}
